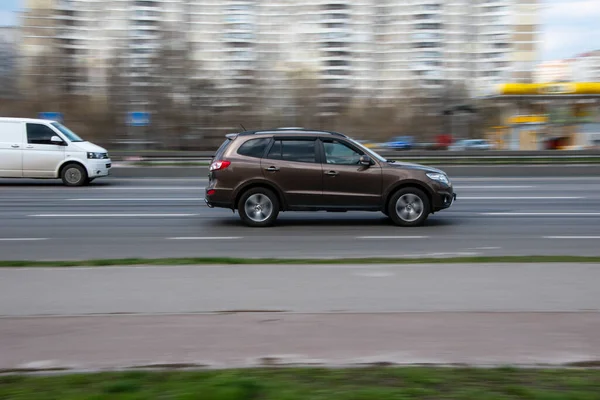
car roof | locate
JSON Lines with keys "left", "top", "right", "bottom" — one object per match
{"left": 237, "top": 128, "right": 348, "bottom": 138}
{"left": 0, "top": 117, "right": 58, "bottom": 124}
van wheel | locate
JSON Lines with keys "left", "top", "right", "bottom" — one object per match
{"left": 388, "top": 187, "right": 430, "bottom": 227}
{"left": 61, "top": 164, "right": 88, "bottom": 187}
{"left": 238, "top": 187, "right": 279, "bottom": 227}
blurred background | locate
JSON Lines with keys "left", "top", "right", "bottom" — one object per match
{"left": 0, "top": 0, "right": 599, "bottom": 152}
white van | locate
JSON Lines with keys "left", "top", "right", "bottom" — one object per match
{"left": 0, "top": 117, "right": 111, "bottom": 186}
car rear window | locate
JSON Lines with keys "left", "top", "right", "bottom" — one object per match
{"left": 267, "top": 139, "right": 317, "bottom": 163}
{"left": 237, "top": 138, "right": 270, "bottom": 158}
{"left": 214, "top": 138, "right": 232, "bottom": 159}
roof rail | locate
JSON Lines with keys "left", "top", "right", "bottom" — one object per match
{"left": 242, "top": 128, "right": 346, "bottom": 137}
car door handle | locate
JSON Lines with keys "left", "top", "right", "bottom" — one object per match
{"left": 26, "top": 145, "right": 33, "bottom": 149}
{"left": 11, "top": 144, "right": 19, "bottom": 148}
{"left": 325, "top": 170, "right": 338, "bottom": 176}
{"left": 265, "top": 166, "right": 280, "bottom": 172}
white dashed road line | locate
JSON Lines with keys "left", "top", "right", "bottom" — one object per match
{"left": 167, "top": 237, "right": 242, "bottom": 240}
{"left": 29, "top": 214, "right": 199, "bottom": 218}
{"left": 356, "top": 236, "right": 429, "bottom": 240}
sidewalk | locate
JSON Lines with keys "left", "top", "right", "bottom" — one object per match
{"left": 2, "top": 312, "right": 599, "bottom": 371}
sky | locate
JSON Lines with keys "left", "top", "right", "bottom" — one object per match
{"left": 0, "top": 0, "right": 598, "bottom": 62}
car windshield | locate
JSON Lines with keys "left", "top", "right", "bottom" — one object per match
{"left": 347, "top": 138, "right": 388, "bottom": 163}
{"left": 51, "top": 122, "right": 84, "bottom": 142}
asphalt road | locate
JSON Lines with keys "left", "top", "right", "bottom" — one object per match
{"left": 1, "top": 176, "right": 600, "bottom": 260}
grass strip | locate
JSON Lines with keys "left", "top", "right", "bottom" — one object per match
{"left": 1, "top": 255, "right": 599, "bottom": 267}
{"left": 1, "top": 367, "right": 599, "bottom": 399}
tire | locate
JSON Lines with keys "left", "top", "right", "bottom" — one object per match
{"left": 388, "top": 187, "right": 430, "bottom": 227}
{"left": 238, "top": 187, "right": 280, "bottom": 227}
{"left": 61, "top": 163, "right": 88, "bottom": 187}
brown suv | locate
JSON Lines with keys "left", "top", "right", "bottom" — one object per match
{"left": 205, "top": 128, "right": 456, "bottom": 227}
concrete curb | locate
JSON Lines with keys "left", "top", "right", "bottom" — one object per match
{"left": 109, "top": 164, "right": 600, "bottom": 178}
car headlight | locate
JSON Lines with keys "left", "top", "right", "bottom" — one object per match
{"left": 87, "top": 152, "right": 105, "bottom": 159}
{"left": 426, "top": 172, "right": 450, "bottom": 185}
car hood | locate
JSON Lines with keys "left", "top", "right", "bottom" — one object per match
{"left": 388, "top": 161, "right": 445, "bottom": 175}
{"left": 70, "top": 141, "right": 108, "bottom": 153}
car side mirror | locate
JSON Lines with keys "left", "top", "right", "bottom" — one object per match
{"left": 50, "top": 136, "right": 65, "bottom": 145}
{"left": 359, "top": 155, "right": 372, "bottom": 166}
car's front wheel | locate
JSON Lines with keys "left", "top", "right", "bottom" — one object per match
{"left": 238, "top": 187, "right": 280, "bottom": 227}
{"left": 388, "top": 187, "right": 430, "bottom": 227}
{"left": 61, "top": 163, "right": 88, "bottom": 187}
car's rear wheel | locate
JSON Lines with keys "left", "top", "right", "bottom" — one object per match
{"left": 61, "top": 163, "right": 88, "bottom": 187}
{"left": 238, "top": 187, "right": 280, "bottom": 227}
{"left": 388, "top": 187, "right": 430, "bottom": 227}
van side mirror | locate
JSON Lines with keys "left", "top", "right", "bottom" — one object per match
{"left": 50, "top": 136, "right": 65, "bottom": 145}
{"left": 359, "top": 155, "right": 372, "bottom": 166}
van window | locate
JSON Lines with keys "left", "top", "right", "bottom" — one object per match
{"left": 26, "top": 124, "right": 60, "bottom": 145}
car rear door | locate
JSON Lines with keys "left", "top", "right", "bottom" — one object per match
{"left": 0, "top": 121, "right": 24, "bottom": 177}
{"left": 261, "top": 137, "right": 323, "bottom": 207}
{"left": 319, "top": 138, "right": 382, "bottom": 208}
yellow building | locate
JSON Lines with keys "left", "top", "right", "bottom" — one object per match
{"left": 485, "top": 83, "right": 600, "bottom": 150}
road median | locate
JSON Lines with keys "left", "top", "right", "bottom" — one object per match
{"left": 2, "top": 255, "right": 600, "bottom": 267}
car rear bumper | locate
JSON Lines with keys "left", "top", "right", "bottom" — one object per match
{"left": 204, "top": 186, "right": 234, "bottom": 209}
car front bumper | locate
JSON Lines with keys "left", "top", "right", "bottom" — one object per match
{"left": 432, "top": 188, "right": 456, "bottom": 212}
{"left": 86, "top": 159, "right": 112, "bottom": 178}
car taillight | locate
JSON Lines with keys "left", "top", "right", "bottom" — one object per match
{"left": 209, "top": 160, "right": 231, "bottom": 172}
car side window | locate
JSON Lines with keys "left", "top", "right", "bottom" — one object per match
{"left": 237, "top": 138, "right": 270, "bottom": 158}
{"left": 267, "top": 140, "right": 316, "bottom": 163}
{"left": 26, "top": 124, "right": 59, "bottom": 145}
{"left": 323, "top": 140, "right": 362, "bottom": 165}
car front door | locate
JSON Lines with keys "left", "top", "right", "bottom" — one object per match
{"left": 261, "top": 138, "right": 323, "bottom": 207}
{"left": 23, "top": 123, "right": 66, "bottom": 178}
{"left": 319, "top": 138, "right": 382, "bottom": 208}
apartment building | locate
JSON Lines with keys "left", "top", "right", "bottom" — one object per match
{"left": 571, "top": 50, "right": 600, "bottom": 82}
{"left": 19, "top": 0, "right": 540, "bottom": 114}
{"left": 0, "top": 26, "right": 19, "bottom": 98}
{"left": 535, "top": 51, "right": 600, "bottom": 84}
{"left": 534, "top": 59, "right": 572, "bottom": 83}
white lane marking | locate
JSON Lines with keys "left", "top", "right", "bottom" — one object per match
{"left": 0, "top": 238, "right": 48, "bottom": 242}
{"left": 111, "top": 178, "right": 208, "bottom": 182}
{"left": 92, "top": 187, "right": 204, "bottom": 191}
{"left": 356, "top": 236, "right": 429, "bottom": 239}
{"left": 453, "top": 177, "right": 600, "bottom": 181}
{"left": 353, "top": 271, "right": 395, "bottom": 278}
{"left": 167, "top": 237, "right": 242, "bottom": 240}
{"left": 461, "top": 196, "right": 584, "bottom": 200}
{"left": 29, "top": 214, "right": 199, "bottom": 218}
{"left": 544, "top": 236, "right": 600, "bottom": 240}
{"left": 454, "top": 185, "right": 535, "bottom": 189}
{"left": 69, "top": 198, "right": 204, "bottom": 201}
{"left": 482, "top": 212, "right": 600, "bottom": 217}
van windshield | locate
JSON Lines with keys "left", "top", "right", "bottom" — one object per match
{"left": 51, "top": 122, "right": 84, "bottom": 142}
